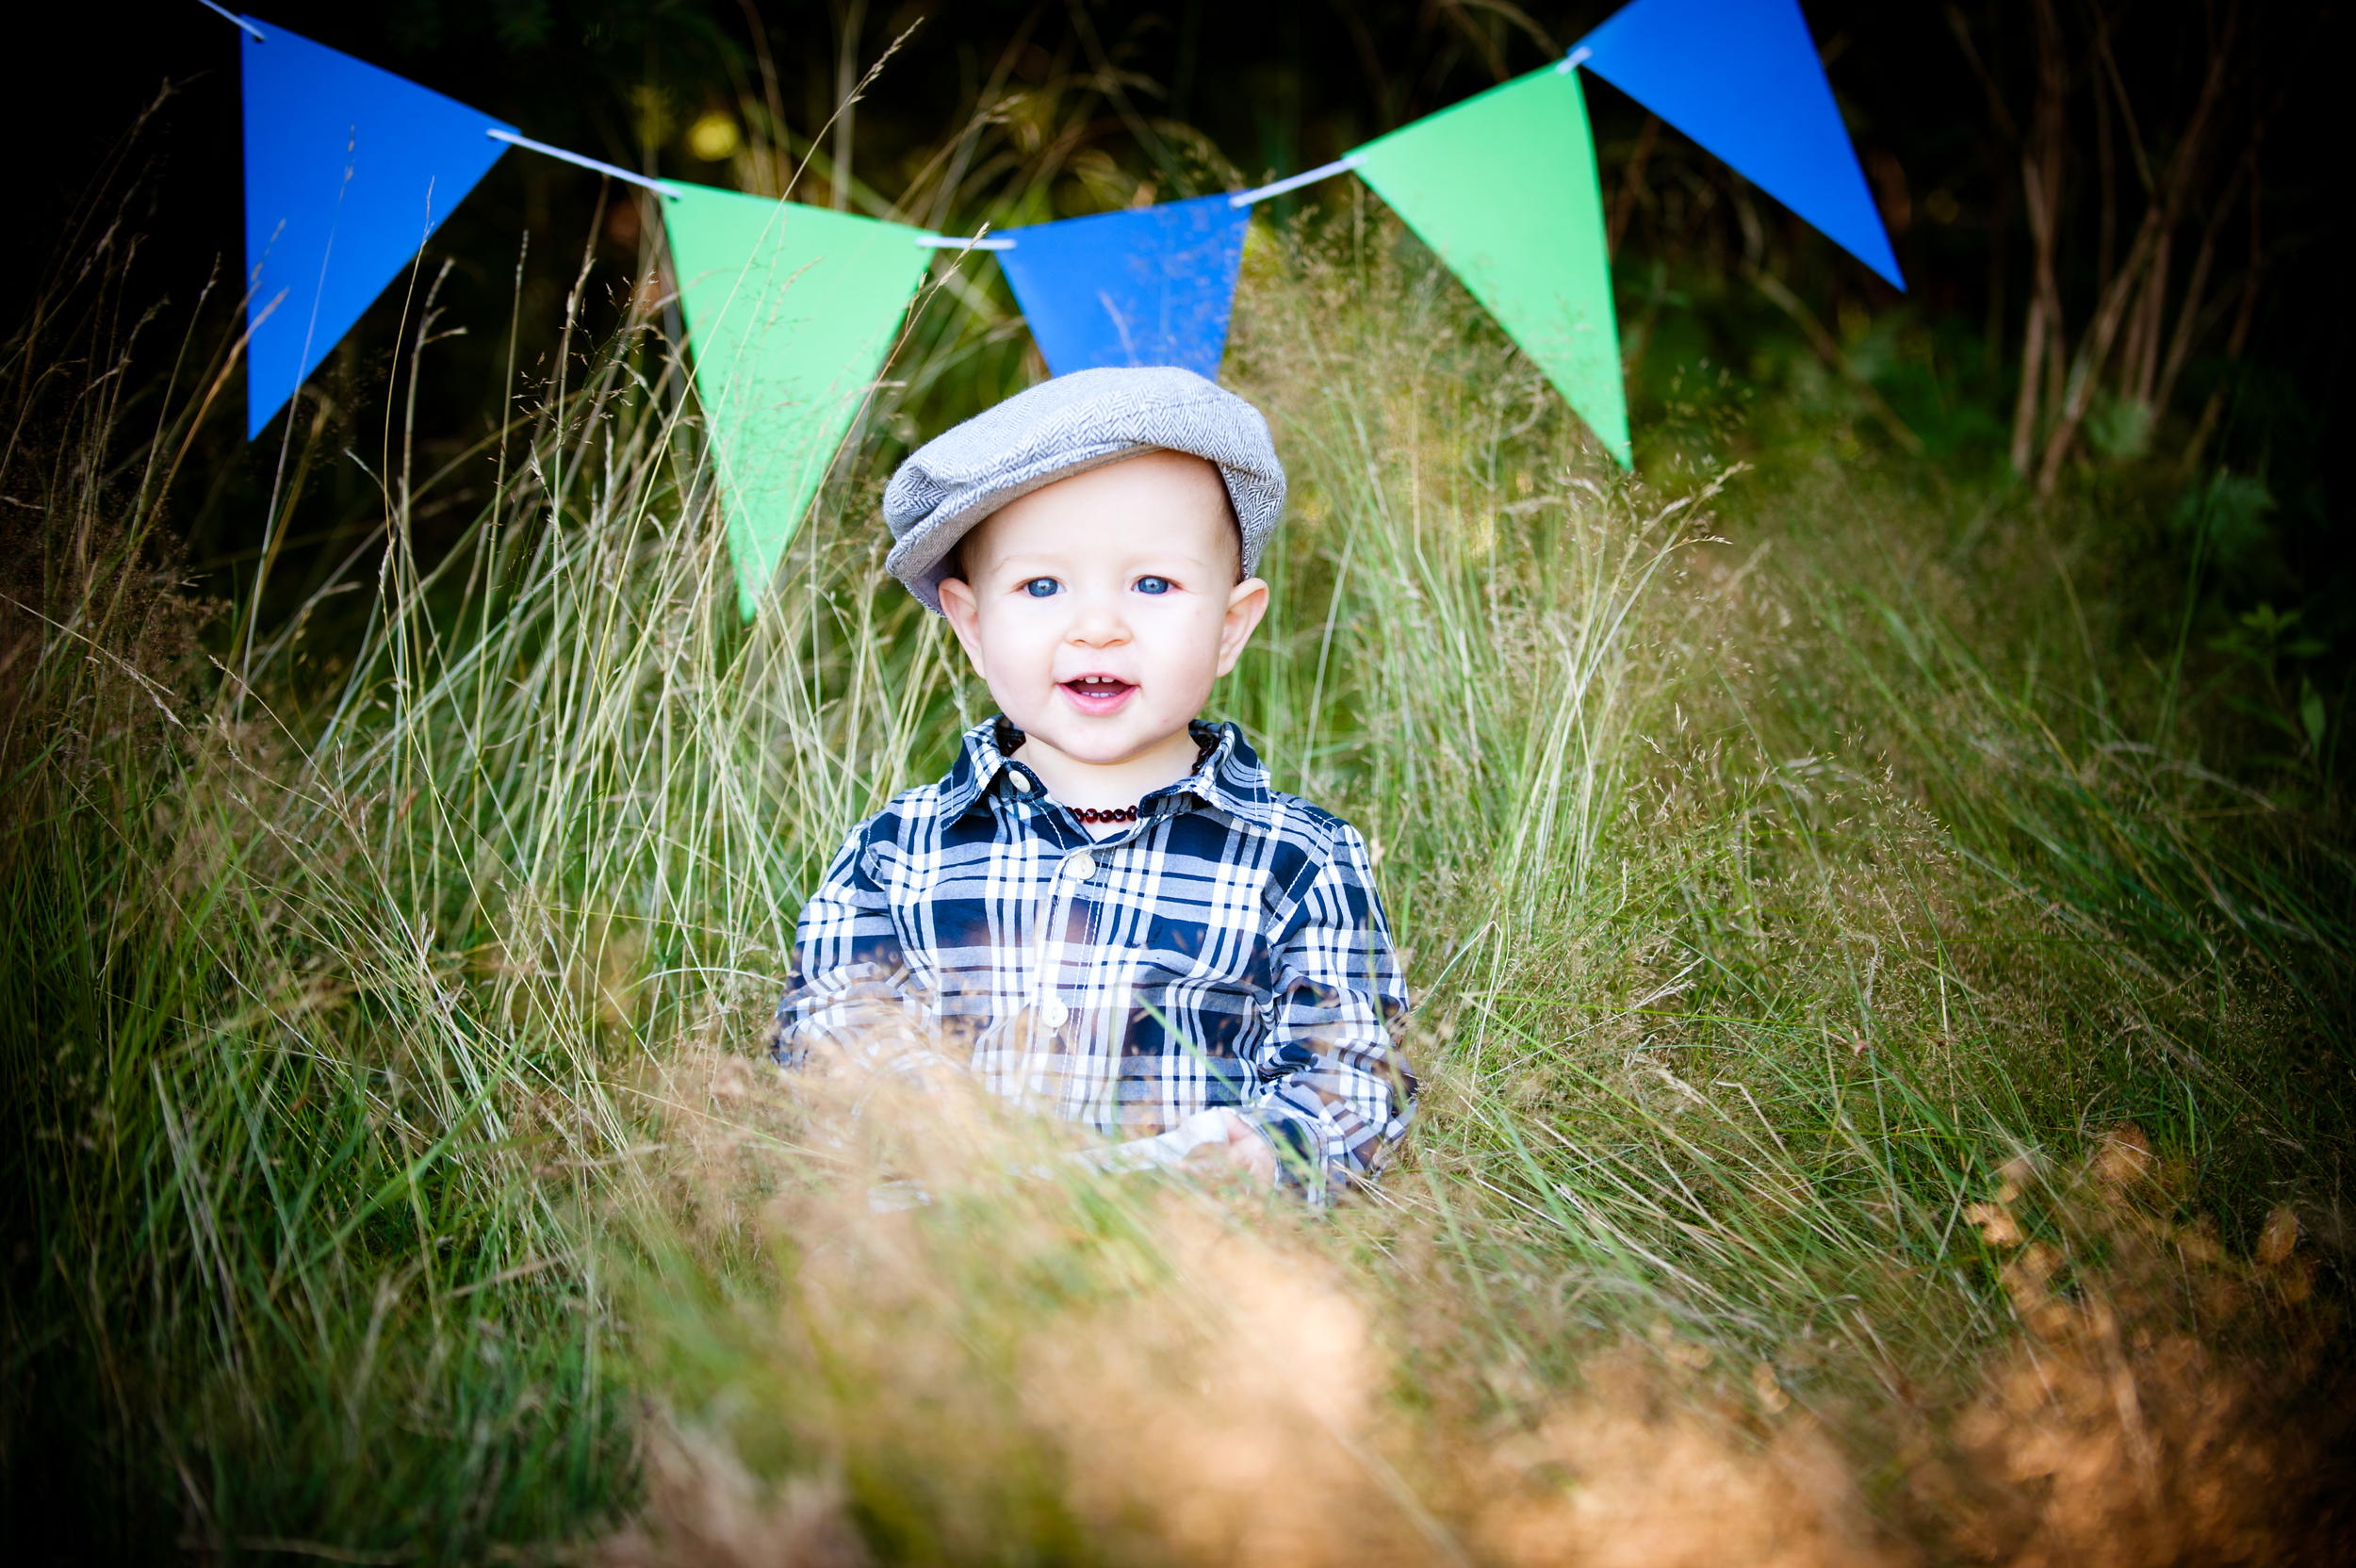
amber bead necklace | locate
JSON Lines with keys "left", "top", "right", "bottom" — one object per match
{"left": 996, "top": 718, "right": 1218, "bottom": 825}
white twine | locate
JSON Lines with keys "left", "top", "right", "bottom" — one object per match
{"left": 923, "top": 155, "right": 1373, "bottom": 250}
{"left": 196, "top": 1, "right": 266, "bottom": 41}
{"left": 1228, "top": 154, "right": 1366, "bottom": 208}
{"left": 485, "top": 130, "right": 683, "bottom": 198}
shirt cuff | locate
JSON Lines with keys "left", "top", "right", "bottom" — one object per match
{"left": 1245, "top": 1097, "right": 1333, "bottom": 1209}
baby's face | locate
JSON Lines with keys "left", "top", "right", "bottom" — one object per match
{"left": 938, "top": 450, "right": 1268, "bottom": 771}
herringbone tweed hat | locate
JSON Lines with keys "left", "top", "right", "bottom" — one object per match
{"left": 882, "top": 366, "right": 1285, "bottom": 613}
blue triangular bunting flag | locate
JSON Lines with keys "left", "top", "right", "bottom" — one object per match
{"left": 997, "top": 195, "right": 1251, "bottom": 378}
{"left": 239, "top": 16, "right": 515, "bottom": 436}
{"left": 1575, "top": 0, "right": 1903, "bottom": 289}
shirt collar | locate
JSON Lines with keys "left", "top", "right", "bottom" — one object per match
{"left": 1179, "top": 719, "right": 1277, "bottom": 829}
{"left": 938, "top": 718, "right": 1017, "bottom": 820}
{"left": 941, "top": 715, "right": 1277, "bottom": 831}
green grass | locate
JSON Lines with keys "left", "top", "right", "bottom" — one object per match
{"left": 3, "top": 207, "right": 2348, "bottom": 1564}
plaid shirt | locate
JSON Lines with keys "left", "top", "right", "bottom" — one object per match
{"left": 770, "top": 717, "right": 1415, "bottom": 1200}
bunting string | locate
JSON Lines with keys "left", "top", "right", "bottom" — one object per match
{"left": 1227, "top": 155, "right": 1366, "bottom": 209}
{"left": 196, "top": 0, "right": 264, "bottom": 41}
{"left": 200, "top": 0, "right": 1906, "bottom": 612}
{"left": 484, "top": 130, "right": 680, "bottom": 198}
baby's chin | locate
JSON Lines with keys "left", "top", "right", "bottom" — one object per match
{"left": 1006, "top": 703, "right": 1197, "bottom": 766}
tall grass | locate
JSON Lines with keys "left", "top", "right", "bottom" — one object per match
{"left": 3, "top": 199, "right": 2348, "bottom": 1562}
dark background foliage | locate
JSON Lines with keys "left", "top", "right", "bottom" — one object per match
{"left": 5, "top": 0, "right": 2348, "bottom": 688}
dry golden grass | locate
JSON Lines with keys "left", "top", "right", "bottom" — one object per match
{"left": 594, "top": 1036, "right": 2349, "bottom": 1567}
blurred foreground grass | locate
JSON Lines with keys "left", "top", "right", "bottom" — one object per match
{"left": 3, "top": 211, "right": 2349, "bottom": 1563}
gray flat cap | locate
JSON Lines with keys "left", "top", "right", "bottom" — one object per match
{"left": 883, "top": 366, "right": 1285, "bottom": 613}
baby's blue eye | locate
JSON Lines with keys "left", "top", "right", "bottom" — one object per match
{"left": 1023, "top": 579, "right": 1061, "bottom": 598}
{"left": 1135, "top": 576, "right": 1171, "bottom": 596}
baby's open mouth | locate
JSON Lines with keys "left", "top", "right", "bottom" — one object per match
{"left": 1060, "top": 675, "right": 1136, "bottom": 711}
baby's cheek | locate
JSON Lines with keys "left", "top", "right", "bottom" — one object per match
{"left": 987, "top": 621, "right": 1058, "bottom": 684}
{"left": 1179, "top": 606, "right": 1233, "bottom": 666}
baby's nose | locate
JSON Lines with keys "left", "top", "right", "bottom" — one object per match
{"left": 1065, "top": 594, "right": 1131, "bottom": 644}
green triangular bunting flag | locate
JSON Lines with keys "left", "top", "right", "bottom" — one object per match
{"left": 1354, "top": 67, "right": 1629, "bottom": 466}
{"left": 662, "top": 184, "right": 932, "bottom": 618}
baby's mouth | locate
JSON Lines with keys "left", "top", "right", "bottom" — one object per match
{"left": 1060, "top": 675, "right": 1136, "bottom": 712}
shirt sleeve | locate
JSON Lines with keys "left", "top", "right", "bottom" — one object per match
{"left": 767, "top": 820, "right": 930, "bottom": 1070}
{"left": 1243, "top": 821, "right": 1416, "bottom": 1205}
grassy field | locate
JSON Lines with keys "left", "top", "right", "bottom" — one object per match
{"left": 4, "top": 208, "right": 2349, "bottom": 1564}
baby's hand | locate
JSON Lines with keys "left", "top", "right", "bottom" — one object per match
{"left": 1209, "top": 1109, "right": 1278, "bottom": 1190}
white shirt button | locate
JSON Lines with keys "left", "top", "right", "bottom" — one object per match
{"left": 1039, "top": 996, "right": 1070, "bottom": 1029}
{"left": 1007, "top": 771, "right": 1032, "bottom": 792}
{"left": 1063, "top": 851, "right": 1097, "bottom": 882}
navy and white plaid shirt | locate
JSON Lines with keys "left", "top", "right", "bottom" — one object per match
{"left": 770, "top": 717, "right": 1415, "bottom": 1200}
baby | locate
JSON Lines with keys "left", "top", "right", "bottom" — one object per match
{"left": 769, "top": 367, "right": 1414, "bottom": 1203}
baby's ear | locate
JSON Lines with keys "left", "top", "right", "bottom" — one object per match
{"left": 1216, "top": 576, "right": 1271, "bottom": 677}
{"left": 937, "top": 575, "right": 985, "bottom": 657}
